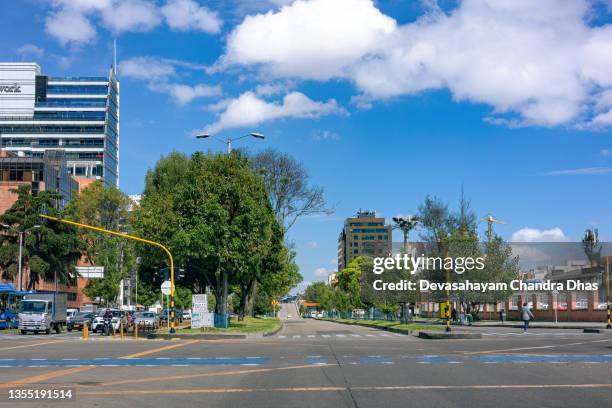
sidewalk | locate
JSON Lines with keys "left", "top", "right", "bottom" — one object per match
{"left": 416, "top": 317, "right": 611, "bottom": 330}
{"left": 471, "top": 320, "right": 610, "bottom": 329}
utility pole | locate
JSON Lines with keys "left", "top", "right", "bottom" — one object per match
{"left": 607, "top": 256, "right": 611, "bottom": 329}
{"left": 195, "top": 132, "right": 264, "bottom": 154}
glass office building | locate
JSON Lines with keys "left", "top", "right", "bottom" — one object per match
{"left": 0, "top": 63, "right": 119, "bottom": 187}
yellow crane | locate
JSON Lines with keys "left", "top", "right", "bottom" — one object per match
{"left": 480, "top": 214, "right": 505, "bottom": 242}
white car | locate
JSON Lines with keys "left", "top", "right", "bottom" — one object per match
{"left": 91, "top": 309, "right": 127, "bottom": 333}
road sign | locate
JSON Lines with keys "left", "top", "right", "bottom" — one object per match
{"left": 192, "top": 294, "right": 213, "bottom": 328}
{"left": 161, "top": 280, "right": 171, "bottom": 295}
{"left": 271, "top": 299, "right": 278, "bottom": 306}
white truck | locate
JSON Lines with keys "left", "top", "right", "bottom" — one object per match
{"left": 18, "top": 293, "right": 67, "bottom": 335}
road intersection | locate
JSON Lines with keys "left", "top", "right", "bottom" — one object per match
{"left": 0, "top": 317, "right": 610, "bottom": 407}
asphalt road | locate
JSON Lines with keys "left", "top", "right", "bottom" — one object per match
{"left": 0, "top": 316, "right": 611, "bottom": 408}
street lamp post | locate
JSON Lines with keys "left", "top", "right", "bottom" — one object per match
{"left": 1, "top": 224, "right": 41, "bottom": 291}
{"left": 195, "top": 132, "right": 264, "bottom": 154}
{"left": 606, "top": 256, "right": 611, "bottom": 329}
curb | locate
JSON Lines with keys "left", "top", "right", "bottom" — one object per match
{"left": 418, "top": 331, "right": 482, "bottom": 339}
{"left": 261, "top": 321, "right": 285, "bottom": 337}
{"left": 146, "top": 321, "right": 284, "bottom": 340}
{"left": 147, "top": 333, "right": 246, "bottom": 340}
{"left": 317, "top": 318, "right": 411, "bottom": 335}
{"left": 470, "top": 323, "right": 607, "bottom": 330}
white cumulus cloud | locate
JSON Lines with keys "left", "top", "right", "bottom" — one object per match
{"left": 220, "top": 0, "right": 612, "bottom": 128}
{"left": 119, "top": 56, "right": 220, "bottom": 105}
{"left": 45, "top": 7, "right": 97, "bottom": 45}
{"left": 162, "top": 0, "right": 222, "bottom": 34}
{"left": 511, "top": 227, "right": 570, "bottom": 242}
{"left": 119, "top": 56, "right": 177, "bottom": 80}
{"left": 45, "top": 0, "right": 220, "bottom": 46}
{"left": 314, "top": 267, "right": 329, "bottom": 277}
{"left": 163, "top": 84, "right": 222, "bottom": 105}
{"left": 204, "top": 91, "right": 346, "bottom": 133}
{"left": 221, "top": 0, "right": 395, "bottom": 80}
{"left": 16, "top": 44, "right": 45, "bottom": 59}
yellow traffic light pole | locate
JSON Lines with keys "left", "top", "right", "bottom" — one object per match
{"left": 39, "top": 214, "right": 177, "bottom": 334}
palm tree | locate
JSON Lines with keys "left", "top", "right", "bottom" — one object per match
{"left": 392, "top": 216, "right": 419, "bottom": 254}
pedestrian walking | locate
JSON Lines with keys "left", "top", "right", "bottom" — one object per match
{"left": 499, "top": 309, "right": 506, "bottom": 324}
{"left": 451, "top": 307, "right": 458, "bottom": 323}
{"left": 521, "top": 302, "right": 534, "bottom": 332}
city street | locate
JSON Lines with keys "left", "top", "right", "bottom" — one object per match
{"left": 0, "top": 315, "right": 611, "bottom": 407}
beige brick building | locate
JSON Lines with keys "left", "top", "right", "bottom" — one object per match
{"left": 338, "top": 210, "right": 392, "bottom": 271}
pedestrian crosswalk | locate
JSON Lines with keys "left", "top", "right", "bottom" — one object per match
{"left": 276, "top": 332, "right": 405, "bottom": 340}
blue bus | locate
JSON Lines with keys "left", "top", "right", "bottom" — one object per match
{"left": 0, "top": 283, "right": 30, "bottom": 329}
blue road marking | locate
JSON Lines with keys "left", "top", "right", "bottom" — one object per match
{"left": 358, "top": 356, "right": 394, "bottom": 365}
{"left": 476, "top": 354, "right": 612, "bottom": 364}
{"left": 3, "top": 354, "right": 612, "bottom": 368}
{"left": 417, "top": 355, "right": 453, "bottom": 364}
{"left": 0, "top": 357, "right": 270, "bottom": 367}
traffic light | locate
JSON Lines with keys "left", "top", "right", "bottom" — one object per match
{"left": 160, "top": 267, "right": 185, "bottom": 281}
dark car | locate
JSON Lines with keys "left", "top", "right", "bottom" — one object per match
{"left": 67, "top": 312, "right": 96, "bottom": 332}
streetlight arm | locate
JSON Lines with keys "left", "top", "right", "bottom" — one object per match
{"left": 231, "top": 134, "right": 253, "bottom": 142}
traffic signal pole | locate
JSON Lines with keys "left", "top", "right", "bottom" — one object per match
{"left": 39, "top": 214, "right": 177, "bottom": 334}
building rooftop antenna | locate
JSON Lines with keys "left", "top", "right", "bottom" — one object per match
{"left": 113, "top": 38, "right": 117, "bottom": 76}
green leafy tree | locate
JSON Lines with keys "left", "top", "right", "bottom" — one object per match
{"left": 66, "top": 181, "right": 134, "bottom": 305}
{"left": 133, "top": 151, "right": 295, "bottom": 321}
{"left": 174, "top": 286, "right": 193, "bottom": 310}
{"left": 0, "top": 185, "right": 82, "bottom": 289}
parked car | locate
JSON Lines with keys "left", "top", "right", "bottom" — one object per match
{"left": 66, "top": 308, "right": 79, "bottom": 324}
{"left": 92, "top": 309, "right": 128, "bottom": 333}
{"left": 575, "top": 300, "right": 589, "bottom": 309}
{"left": 133, "top": 311, "right": 159, "bottom": 329}
{"left": 67, "top": 312, "right": 96, "bottom": 332}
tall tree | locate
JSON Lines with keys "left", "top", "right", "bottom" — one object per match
{"left": 0, "top": 185, "right": 82, "bottom": 290}
{"left": 66, "top": 181, "right": 135, "bottom": 305}
{"left": 582, "top": 228, "right": 601, "bottom": 267}
{"left": 392, "top": 215, "right": 418, "bottom": 254}
{"left": 250, "top": 149, "right": 330, "bottom": 232}
{"left": 133, "top": 151, "right": 297, "bottom": 321}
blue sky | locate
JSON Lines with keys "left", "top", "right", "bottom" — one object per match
{"left": 2, "top": 0, "right": 612, "bottom": 288}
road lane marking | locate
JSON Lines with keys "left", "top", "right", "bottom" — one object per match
{"left": 2, "top": 339, "right": 200, "bottom": 387}
{"left": 85, "top": 364, "right": 335, "bottom": 387}
{"left": 119, "top": 339, "right": 199, "bottom": 359}
{"left": 1, "top": 365, "right": 94, "bottom": 387}
{"left": 0, "top": 340, "right": 64, "bottom": 351}
{"left": 79, "top": 383, "right": 612, "bottom": 396}
{"left": 463, "top": 338, "right": 612, "bottom": 355}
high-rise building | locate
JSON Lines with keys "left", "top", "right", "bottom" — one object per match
{"left": 0, "top": 62, "right": 119, "bottom": 188}
{"left": 338, "top": 210, "right": 392, "bottom": 270}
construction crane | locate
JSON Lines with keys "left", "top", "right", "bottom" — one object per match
{"left": 480, "top": 214, "right": 505, "bottom": 242}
